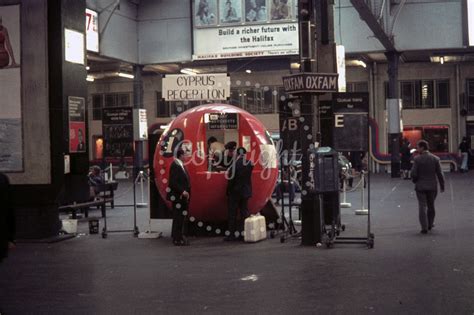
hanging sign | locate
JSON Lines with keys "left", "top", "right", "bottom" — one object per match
{"left": 282, "top": 73, "right": 339, "bottom": 94}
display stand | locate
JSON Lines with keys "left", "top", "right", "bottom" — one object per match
{"left": 100, "top": 167, "right": 140, "bottom": 239}
{"left": 340, "top": 178, "right": 352, "bottom": 208}
{"left": 136, "top": 170, "right": 148, "bottom": 208}
{"left": 354, "top": 171, "right": 368, "bottom": 215}
{"left": 270, "top": 157, "right": 300, "bottom": 242}
{"left": 138, "top": 168, "right": 162, "bottom": 239}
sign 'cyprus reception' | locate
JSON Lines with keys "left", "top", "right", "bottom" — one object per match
{"left": 162, "top": 73, "right": 230, "bottom": 101}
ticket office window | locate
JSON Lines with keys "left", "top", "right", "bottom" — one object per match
{"left": 205, "top": 114, "right": 240, "bottom": 172}
{"left": 402, "top": 125, "right": 449, "bottom": 153}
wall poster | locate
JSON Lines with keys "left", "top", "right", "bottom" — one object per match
{"left": 68, "top": 96, "right": 86, "bottom": 153}
{"left": 192, "top": 0, "right": 299, "bottom": 60}
{"left": 0, "top": 5, "right": 22, "bottom": 171}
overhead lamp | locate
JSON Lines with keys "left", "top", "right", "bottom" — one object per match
{"left": 440, "top": 56, "right": 445, "bottom": 65}
{"left": 290, "top": 62, "right": 301, "bottom": 70}
{"left": 356, "top": 60, "right": 367, "bottom": 68}
{"left": 86, "top": 66, "right": 90, "bottom": 70}
{"left": 117, "top": 72, "right": 134, "bottom": 79}
{"left": 180, "top": 68, "right": 197, "bottom": 75}
{"left": 245, "top": 69, "right": 252, "bottom": 74}
{"left": 86, "top": 75, "right": 95, "bottom": 82}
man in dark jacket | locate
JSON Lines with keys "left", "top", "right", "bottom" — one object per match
{"left": 167, "top": 148, "right": 191, "bottom": 246}
{"left": 0, "top": 172, "right": 15, "bottom": 262}
{"left": 225, "top": 147, "right": 254, "bottom": 241}
{"left": 411, "top": 140, "right": 445, "bottom": 234}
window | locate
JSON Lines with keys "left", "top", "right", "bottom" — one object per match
{"left": 420, "top": 80, "right": 434, "bottom": 108}
{"left": 92, "top": 94, "right": 103, "bottom": 120}
{"left": 228, "top": 86, "right": 279, "bottom": 114}
{"left": 104, "top": 93, "right": 131, "bottom": 107}
{"left": 467, "top": 79, "right": 474, "bottom": 114}
{"left": 156, "top": 92, "right": 169, "bottom": 117}
{"left": 170, "top": 102, "right": 189, "bottom": 117}
{"left": 403, "top": 125, "right": 449, "bottom": 153}
{"left": 387, "top": 80, "right": 450, "bottom": 109}
{"left": 400, "top": 81, "right": 414, "bottom": 109}
{"left": 436, "top": 80, "right": 450, "bottom": 108}
{"left": 347, "top": 82, "right": 369, "bottom": 92}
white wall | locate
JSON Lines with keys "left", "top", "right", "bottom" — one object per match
{"left": 138, "top": 0, "right": 192, "bottom": 64}
{"left": 334, "top": 0, "right": 464, "bottom": 53}
{"left": 86, "top": 0, "right": 138, "bottom": 63}
{"left": 393, "top": 1, "right": 463, "bottom": 50}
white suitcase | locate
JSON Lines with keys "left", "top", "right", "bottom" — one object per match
{"left": 244, "top": 214, "right": 267, "bottom": 242}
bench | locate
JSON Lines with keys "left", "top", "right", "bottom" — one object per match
{"left": 92, "top": 181, "right": 118, "bottom": 209}
{"left": 58, "top": 199, "right": 106, "bottom": 219}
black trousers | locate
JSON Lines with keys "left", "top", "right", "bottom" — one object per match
{"left": 416, "top": 190, "right": 437, "bottom": 230}
{"left": 227, "top": 195, "right": 250, "bottom": 237}
{"left": 171, "top": 199, "right": 188, "bottom": 242}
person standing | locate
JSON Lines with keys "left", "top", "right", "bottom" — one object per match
{"left": 225, "top": 147, "right": 253, "bottom": 241}
{"left": 458, "top": 136, "right": 470, "bottom": 173}
{"left": 400, "top": 138, "right": 412, "bottom": 179}
{"left": 167, "top": 148, "right": 191, "bottom": 246}
{"left": 411, "top": 140, "right": 445, "bottom": 234}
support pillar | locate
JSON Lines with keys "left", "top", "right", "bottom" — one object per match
{"left": 133, "top": 65, "right": 144, "bottom": 177}
{"left": 386, "top": 51, "right": 401, "bottom": 178}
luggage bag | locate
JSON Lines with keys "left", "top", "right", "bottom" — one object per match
{"left": 244, "top": 214, "right": 267, "bottom": 242}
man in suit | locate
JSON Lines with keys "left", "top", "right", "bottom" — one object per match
{"left": 411, "top": 140, "right": 445, "bottom": 234}
{"left": 167, "top": 148, "right": 191, "bottom": 246}
{"left": 225, "top": 147, "right": 254, "bottom": 241}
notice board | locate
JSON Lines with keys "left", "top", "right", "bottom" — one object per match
{"left": 102, "top": 107, "right": 134, "bottom": 157}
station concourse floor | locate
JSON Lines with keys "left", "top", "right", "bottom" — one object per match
{"left": 0, "top": 173, "right": 473, "bottom": 314}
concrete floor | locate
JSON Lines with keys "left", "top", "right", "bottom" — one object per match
{"left": 0, "top": 173, "right": 473, "bottom": 314}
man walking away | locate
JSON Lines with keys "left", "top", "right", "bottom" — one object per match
{"left": 411, "top": 140, "right": 445, "bottom": 234}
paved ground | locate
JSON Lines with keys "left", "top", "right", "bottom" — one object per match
{"left": 1, "top": 173, "right": 473, "bottom": 314}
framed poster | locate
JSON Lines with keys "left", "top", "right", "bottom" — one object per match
{"left": 68, "top": 96, "right": 86, "bottom": 153}
{"left": 0, "top": 4, "right": 22, "bottom": 171}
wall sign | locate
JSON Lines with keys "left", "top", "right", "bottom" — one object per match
{"left": 162, "top": 73, "right": 230, "bottom": 101}
{"left": 192, "top": 0, "right": 299, "bottom": 60}
{"left": 65, "top": 28, "right": 85, "bottom": 65}
{"left": 102, "top": 107, "right": 134, "bottom": 157}
{"left": 206, "top": 113, "right": 238, "bottom": 129}
{"left": 332, "top": 92, "right": 369, "bottom": 152}
{"left": 68, "top": 96, "right": 86, "bottom": 153}
{"left": 86, "top": 8, "right": 99, "bottom": 52}
{"left": 133, "top": 109, "right": 148, "bottom": 141}
{"left": 282, "top": 73, "right": 339, "bottom": 94}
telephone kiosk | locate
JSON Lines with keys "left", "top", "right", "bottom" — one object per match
{"left": 153, "top": 104, "right": 279, "bottom": 223}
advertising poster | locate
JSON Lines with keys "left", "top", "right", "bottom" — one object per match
{"left": 193, "top": 0, "right": 298, "bottom": 60}
{"left": 0, "top": 5, "right": 22, "bottom": 171}
{"left": 86, "top": 8, "right": 99, "bottom": 52}
{"left": 68, "top": 96, "right": 86, "bottom": 153}
{"left": 469, "top": 0, "right": 474, "bottom": 46}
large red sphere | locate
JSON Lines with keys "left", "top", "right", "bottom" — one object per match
{"left": 153, "top": 104, "right": 278, "bottom": 222}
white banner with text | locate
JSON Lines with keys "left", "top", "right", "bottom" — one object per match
{"left": 162, "top": 73, "right": 230, "bottom": 101}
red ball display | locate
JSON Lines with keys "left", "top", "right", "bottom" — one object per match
{"left": 154, "top": 104, "right": 278, "bottom": 222}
